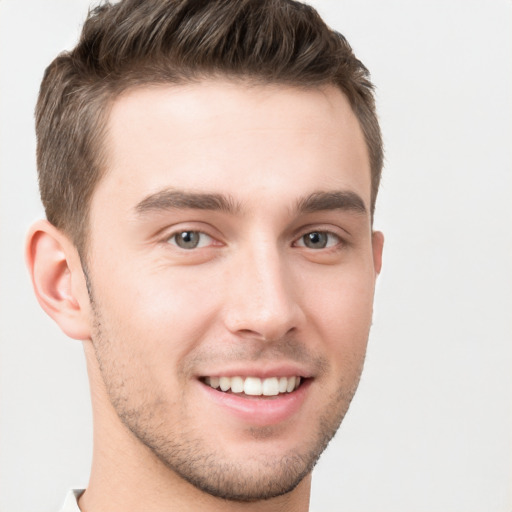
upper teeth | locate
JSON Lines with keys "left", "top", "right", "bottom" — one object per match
{"left": 204, "top": 376, "right": 301, "bottom": 396}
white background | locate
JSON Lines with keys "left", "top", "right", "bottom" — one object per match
{"left": 0, "top": 1, "right": 510, "bottom": 511}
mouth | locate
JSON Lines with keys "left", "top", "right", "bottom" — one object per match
{"left": 198, "top": 373, "right": 311, "bottom": 425}
{"left": 201, "top": 375, "right": 304, "bottom": 397}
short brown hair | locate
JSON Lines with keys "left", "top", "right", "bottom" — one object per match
{"left": 36, "top": 0, "right": 383, "bottom": 253}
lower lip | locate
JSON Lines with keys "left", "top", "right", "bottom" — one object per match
{"left": 198, "top": 379, "right": 311, "bottom": 426}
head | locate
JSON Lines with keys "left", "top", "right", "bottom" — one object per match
{"left": 36, "top": 0, "right": 382, "bottom": 256}
{"left": 28, "top": 0, "right": 384, "bottom": 506}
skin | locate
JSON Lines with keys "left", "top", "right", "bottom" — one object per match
{"left": 27, "top": 80, "right": 383, "bottom": 512}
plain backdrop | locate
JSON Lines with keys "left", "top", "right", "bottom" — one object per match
{"left": 0, "top": 1, "right": 511, "bottom": 511}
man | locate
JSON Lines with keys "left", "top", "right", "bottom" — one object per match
{"left": 26, "top": 0, "right": 383, "bottom": 510}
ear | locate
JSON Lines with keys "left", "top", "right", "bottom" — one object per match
{"left": 371, "top": 230, "right": 384, "bottom": 276}
{"left": 26, "top": 220, "right": 92, "bottom": 340}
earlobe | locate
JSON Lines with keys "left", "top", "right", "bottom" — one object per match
{"left": 372, "top": 230, "right": 384, "bottom": 276}
{"left": 26, "top": 220, "right": 92, "bottom": 340}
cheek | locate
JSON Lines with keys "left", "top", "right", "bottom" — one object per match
{"left": 92, "top": 263, "right": 222, "bottom": 367}
{"left": 304, "top": 265, "right": 375, "bottom": 357}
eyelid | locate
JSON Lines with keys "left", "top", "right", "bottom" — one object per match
{"left": 292, "top": 222, "right": 348, "bottom": 242}
{"left": 293, "top": 230, "right": 343, "bottom": 249}
{"left": 166, "top": 230, "right": 214, "bottom": 249}
{"left": 158, "top": 222, "right": 224, "bottom": 248}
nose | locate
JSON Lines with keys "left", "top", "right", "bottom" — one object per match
{"left": 222, "top": 241, "right": 305, "bottom": 342}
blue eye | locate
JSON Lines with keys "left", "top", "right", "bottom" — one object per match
{"left": 297, "top": 231, "right": 340, "bottom": 249}
{"left": 169, "top": 231, "right": 212, "bottom": 249}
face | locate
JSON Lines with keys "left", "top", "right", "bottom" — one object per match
{"left": 85, "top": 80, "right": 382, "bottom": 501}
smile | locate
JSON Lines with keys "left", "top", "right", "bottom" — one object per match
{"left": 203, "top": 376, "right": 302, "bottom": 396}
{"left": 198, "top": 374, "right": 311, "bottom": 425}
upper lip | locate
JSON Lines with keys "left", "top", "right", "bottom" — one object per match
{"left": 196, "top": 363, "right": 314, "bottom": 380}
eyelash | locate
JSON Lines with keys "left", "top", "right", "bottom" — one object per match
{"left": 293, "top": 231, "right": 343, "bottom": 250}
{"left": 166, "top": 230, "right": 215, "bottom": 250}
{"left": 165, "top": 229, "right": 344, "bottom": 251}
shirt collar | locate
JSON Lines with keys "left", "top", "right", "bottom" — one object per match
{"left": 59, "top": 489, "right": 85, "bottom": 512}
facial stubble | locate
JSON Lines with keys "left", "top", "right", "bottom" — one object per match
{"left": 87, "top": 284, "right": 366, "bottom": 502}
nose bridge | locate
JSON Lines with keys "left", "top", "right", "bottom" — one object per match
{"left": 225, "top": 235, "right": 302, "bottom": 340}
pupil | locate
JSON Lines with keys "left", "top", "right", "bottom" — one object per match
{"left": 177, "top": 231, "right": 199, "bottom": 248}
{"left": 305, "top": 232, "right": 327, "bottom": 248}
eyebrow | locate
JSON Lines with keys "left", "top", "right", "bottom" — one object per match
{"left": 135, "top": 189, "right": 240, "bottom": 215}
{"left": 134, "top": 188, "right": 367, "bottom": 217}
{"left": 295, "top": 191, "right": 367, "bottom": 215}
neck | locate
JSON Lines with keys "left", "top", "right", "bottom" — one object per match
{"left": 79, "top": 342, "right": 311, "bottom": 512}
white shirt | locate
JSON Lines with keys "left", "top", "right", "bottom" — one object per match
{"left": 59, "top": 489, "right": 84, "bottom": 512}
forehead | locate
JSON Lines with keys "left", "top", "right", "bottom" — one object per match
{"left": 93, "top": 80, "right": 371, "bottom": 217}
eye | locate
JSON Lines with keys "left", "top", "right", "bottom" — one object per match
{"left": 295, "top": 231, "right": 341, "bottom": 249}
{"left": 168, "top": 230, "right": 213, "bottom": 250}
